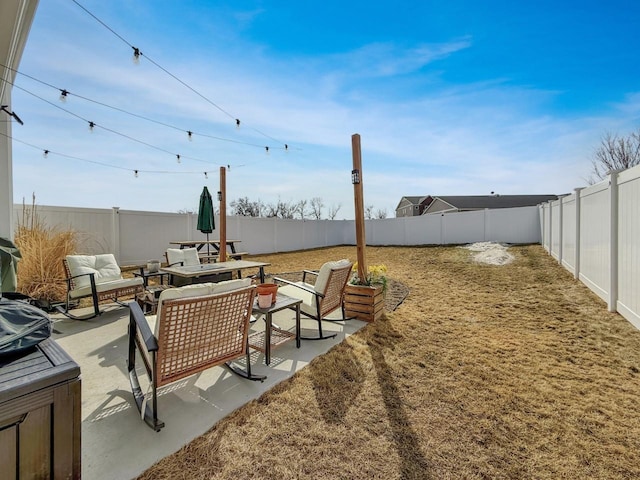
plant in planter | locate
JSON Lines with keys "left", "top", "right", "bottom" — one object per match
{"left": 349, "top": 262, "right": 388, "bottom": 292}
{"left": 344, "top": 263, "right": 387, "bottom": 322}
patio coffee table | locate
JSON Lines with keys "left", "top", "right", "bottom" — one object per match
{"left": 248, "top": 293, "right": 301, "bottom": 365}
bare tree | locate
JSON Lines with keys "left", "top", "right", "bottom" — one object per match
{"left": 364, "top": 205, "right": 375, "bottom": 219}
{"left": 230, "top": 197, "right": 263, "bottom": 217}
{"left": 375, "top": 208, "right": 387, "bottom": 219}
{"left": 310, "top": 197, "right": 324, "bottom": 219}
{"left": 589, "top": 129, "right": 640, "bottom": 183}
{"left": 266, "top": 198, "right": 297, "bottom": 218}
{"left": 296, "top": 200, "right": 308, "bottom": 219}
{"left": 327, "top": 203, "right": 341, "bottom": 220}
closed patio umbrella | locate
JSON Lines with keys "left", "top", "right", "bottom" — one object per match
{"left": 197, "top": 186, "right": 215, "bottom": 256}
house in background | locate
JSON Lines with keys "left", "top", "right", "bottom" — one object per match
{"left": 422, "top": 194, "right": 559, "bottom": 214}
{"left": 395, "top": 196, "right": 433, "bottom": 217}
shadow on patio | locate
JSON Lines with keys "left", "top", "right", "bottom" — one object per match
{"left": 50, "top": 303, "right": 366, "bottom": 480}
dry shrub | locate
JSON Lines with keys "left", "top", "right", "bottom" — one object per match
{"left": 14, "top": 199, "right": 78, "bottom": 301}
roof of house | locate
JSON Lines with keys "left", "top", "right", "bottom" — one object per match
{"left": 429, "top": 194, "right": 558, "bottom": 211}
{"left": 395, "top": 196, "right": 432, "bottom": 210}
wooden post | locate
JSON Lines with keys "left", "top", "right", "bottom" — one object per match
{"left": 219, "top": 166, "right": 227, "bottom": 262}
{"left": 352, "top": 134, "right": 367, "bottom": 282}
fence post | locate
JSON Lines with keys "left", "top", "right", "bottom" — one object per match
{"left": 608, "top": 171, "right": 619, "bottom": 312}
{"left": 574, "top": 187, "right": 583, "bottom": 280}
{"left": 558, "top": 197, "right": 563, "bottom": 265}
{"left": 111, "top": 207, "right": 120, "bottom": 263}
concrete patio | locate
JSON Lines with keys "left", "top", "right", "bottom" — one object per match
{"left": 50, "top": 302, "right": 367, "bottom": 479}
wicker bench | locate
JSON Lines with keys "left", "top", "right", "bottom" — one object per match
{"left": 58, "top": 254, "right": 144, "bottom": 320}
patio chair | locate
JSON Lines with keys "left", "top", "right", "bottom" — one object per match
{"left": 59, "top": 254, "right": 144, "bottom": 320}
{"left": 127, "top": 278, "right": 265, "bottom": 431}
{"left": 274, "top": 259, "right": 352, "bottom": 340}
{"left": 165, "top": 247, "right": 200, "bottom": 286}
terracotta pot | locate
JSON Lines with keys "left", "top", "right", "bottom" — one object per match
{"left": 256, "top": 283, "right": 278, "bottom": 305}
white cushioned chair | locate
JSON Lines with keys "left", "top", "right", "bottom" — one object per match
{"left": 165, "top": 248, "right": 200, "bottom": 286}
{"left": 127, "top": 278, "right": 263, "bottom": 431}
{"left": 60, "top": 254, "right": 144, "bottom": 320}
{"left": 274, "top": 259, "right": 352, "bottom": 340}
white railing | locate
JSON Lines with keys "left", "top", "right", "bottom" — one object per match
{"left": 13, "top": 203, "right": 541, "bottom": 265}
{"left": 540, "top": 164, "right": 640, "bottom": 329}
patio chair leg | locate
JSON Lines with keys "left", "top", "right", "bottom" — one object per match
{"left": 127, "top": 322, "right": 164, "bottom": 431}
{"left": 56, "top": 276, "right": 103, "bottom": 320}
{"left": 224, "top": 349, "right": 266, "bottom": 382}
{"left": 300, "top": 305, "right": 338, "bottom": 340}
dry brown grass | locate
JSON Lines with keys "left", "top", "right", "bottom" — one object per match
{"left": 14, "top": 201, "right": 78, "bottom": 301}
{"left": 138, "top": 245, "right": 640, "bottom": 480}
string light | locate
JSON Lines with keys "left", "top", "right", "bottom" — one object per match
{"left": 187, "top": 130, "right": 192, "bottom": 141}
{"left": 204, "top": 172, "right": 208, "bottom": 179}
{"left": 132, "top": 47, "right": 141, "bottom": 64}
{"left": 88, "top": 121, "right": 95, "bottom": 132}
{"left": 285, "top": 144, "right": 288, "bottom": 152}
{"left": 176, "top": 154, "right": 181, "bottom": 163}
{"left": 134, "top": 169, "right": 138, "bottom": 177}
{"left": 227, "top": 164, "right": 231, "bottom": 170}
{"left": 70, "top": 1, "right": 289, "bottom": 148}
{"left": 265, "top": 146, "right": 269, "bottom": 155}
{"left": 4, "top": 64, "right": 293, "bottom": 152}
{"left": 4, "top": 131, "right": 225, "bottom": 176}
{"left": 59, "top": 89, "right": 68, "bottom": 102}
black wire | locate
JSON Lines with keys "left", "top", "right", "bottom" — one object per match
{"left": 1, "top": 61, "right": 286, "bottom": 150}
{"left": 71, "top": 0, "right": 289, "bottom": 147}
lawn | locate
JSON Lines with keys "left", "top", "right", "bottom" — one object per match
{"left": 137, "top": 244, "right": 640, "bottom": 479}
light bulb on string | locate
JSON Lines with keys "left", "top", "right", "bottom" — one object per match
{"left": 187, "top": 131, "right": 193, "bottom": 141}
{"left": 285, "top": 144, "right": 289, "bottom": 152}
{"left": 88, "top": 121, "right": 95, "bottom": 132}
{"left": 265, "top": 146, "right": 269, "bottom": 155}
{"left": 59, "top": 89, "right": 68, "bottom": 102}
{"left": 227, "top": 164, "right": 231, "bottom": 171}
{"left": 43, "top": 149, "right": 49, "bottom": 158}
{"left": 235, "top": 119, "right": 241, "bottom": 129}
{"left": 204, "top": 172, "right": 208, "bottom": 179}
{"left": 132, "top": 47, "right": 141, "bottom": 64}
{"left": 176, "top": 154, "right": 181, "bottom": 163}
{"left": 134, "top": 170, "right": 138, "bottom": 178}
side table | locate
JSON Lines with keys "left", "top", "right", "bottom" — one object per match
{"left": 248, "top": 294, "right": 301, "bottom": 365}
{"left": 133, "top": 268, "right": 170, "bottom": 288}
{"left": 136, "top": 285, "right": 170, "bottom": 314}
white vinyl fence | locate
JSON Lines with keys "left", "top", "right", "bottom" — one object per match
{"left": 12, "top": 204, "right": 542, "bottom": 266}
{"left": 540, "top": 164, "right": 640, "bottom": 329}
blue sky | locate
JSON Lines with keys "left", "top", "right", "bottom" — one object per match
{"left": 9, "top": 0, "right": 640, "bottom": 218}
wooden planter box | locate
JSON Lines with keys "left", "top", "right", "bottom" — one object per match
{"left": 344, "top": 284, "right": 384, "bottom": 322}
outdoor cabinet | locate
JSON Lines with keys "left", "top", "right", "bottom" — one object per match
{"left": 0, "top": 338, "right": 81, "bottom": 479}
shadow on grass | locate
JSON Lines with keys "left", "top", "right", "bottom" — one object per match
{"left": 367, "top": 317, "right": 431, "bottom": 479}
{"left": 310, "top": 342, "right": 365, "bottom": 424}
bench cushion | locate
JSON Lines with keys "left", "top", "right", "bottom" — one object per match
{"left": 69, "top": 277, "right": 143, "bottom": 300}
{"left": 66, "top": 254, "right": 122, "bottom": 289}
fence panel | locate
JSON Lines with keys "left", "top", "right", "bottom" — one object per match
{"left": 485, "top": 206, "right": 540, "bottom": 244}
{"left": 549, "top": 199, "right": 561, "bottom": 260}
{"left": 578, "top": 182, "right": 610, "bottom": 302}
{"left": 561, "top": 194, "right": 576, "bottom": 273}
{"left": 616, "top": 168, "right": 640, "bottom": 328}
